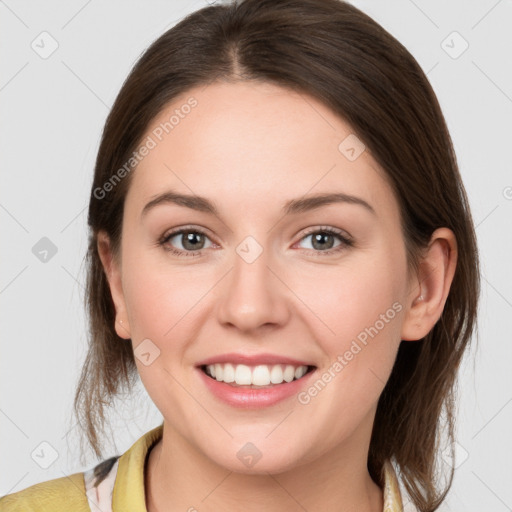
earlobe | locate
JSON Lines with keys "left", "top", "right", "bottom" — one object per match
{"left": 97, "top": 230, "right": 131, "bottom": 339}
{"left": 400, "top": 228, "right": 458, "bottom": 341}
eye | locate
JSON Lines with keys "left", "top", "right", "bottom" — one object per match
{"left": 295, "top": 226, "right": 353, "bottom": 256}
{"left": 158, "top": 225, "right": 353, "bottom": 258}
{"left": 158, "top": 227, "right": 214, "bottom": 257}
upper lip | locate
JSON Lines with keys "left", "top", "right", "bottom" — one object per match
{"left": 195, "top": 352, "right": 315, "bottom": 368}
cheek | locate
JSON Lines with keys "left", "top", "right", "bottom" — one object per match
{"left": 289, "top": 250, "right": 405, "bottom": 399}
{"left": 292, "top": 255, "right": 404, "bottom": 346}
{"left": 119, "top": 248, "right": 209, "bottom": 406}
{"left": 120, "top": 241, "right": 211, "bottom": 340}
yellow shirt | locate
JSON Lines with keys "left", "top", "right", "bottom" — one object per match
{"left": 0, "top": 424, "right": 405, "bottom": 511}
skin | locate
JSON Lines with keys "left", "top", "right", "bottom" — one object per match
{"left": 97, "top": 81, "right": 457, "bottom": 511}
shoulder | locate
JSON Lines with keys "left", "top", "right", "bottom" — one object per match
{"left": 0, "top": 471, "right": 90, "bottom": 512}
{"left": 0, "top": 424, "right": 164, "bottom": 512}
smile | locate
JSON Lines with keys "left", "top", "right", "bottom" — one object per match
{"left": 197, "top": 363, "right": 317, "bottom": 408}
{"left": 202, "top": 363, "right": 315, "bottom": 388}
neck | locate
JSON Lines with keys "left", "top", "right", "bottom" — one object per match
{"left": 145, "top": 421, "right": 383, "bottom": 512}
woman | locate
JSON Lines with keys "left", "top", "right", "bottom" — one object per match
{"left": 0, "top": 0, "right": 479, "bottom": 510}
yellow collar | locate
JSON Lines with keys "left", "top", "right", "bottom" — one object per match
{"left": 113, "top": 424, "right": 404, "bottom": 511}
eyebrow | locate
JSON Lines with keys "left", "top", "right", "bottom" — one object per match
{"left": 140, "top": 190, "right": 376, "bottom": 220}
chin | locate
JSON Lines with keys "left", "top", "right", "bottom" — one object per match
{"left": 205, "top": 439, "right": 308, "bottom": 475}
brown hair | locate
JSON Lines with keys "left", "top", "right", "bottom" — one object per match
{"left": 74, "top": 0, "right": 480, "bottom": 509}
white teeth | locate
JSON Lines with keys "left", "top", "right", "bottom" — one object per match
{"left": 252, "top": 365, "right": 271, "bottom": 386}
{"left": 234, "top": 364, "right": 252, "bottom": 385}
{"left": 270, "top": 365, "right": 283, "bottom": 384}
{"left": 204, "top": 363, "right": 310, "bottom": 386}
{"left": 283, "top": 365, "right": 295, "bottom": 383}
{"left": 214, "top": 363, "right": 223, "bottom": 382}
{"left": 222, "top": 363, "right": 235, "bottom": 383}
{"left": 295, "top": 366, "right": 307, "bottom": 379}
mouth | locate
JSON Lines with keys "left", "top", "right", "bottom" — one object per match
{"left": 199, "top": 363, "right": 317, "bottom": 389}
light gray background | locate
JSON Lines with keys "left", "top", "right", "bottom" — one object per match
{"left": 1, "top": 1, "right": 511, "bottom": 510}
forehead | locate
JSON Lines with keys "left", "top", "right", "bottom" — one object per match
{"left": 125, "top": 81, "right": 399, "bottom": 223}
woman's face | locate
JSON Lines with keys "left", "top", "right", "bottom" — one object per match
{"left": 102, "top": 80, "right": 421, "bottom": 473}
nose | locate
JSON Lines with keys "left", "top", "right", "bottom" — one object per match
{"left": 216, "top": 243, "right": 291, "bottom": 333}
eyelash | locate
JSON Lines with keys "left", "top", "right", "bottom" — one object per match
{"left": 157, "top": 225, "right": 354, "bottom": 258}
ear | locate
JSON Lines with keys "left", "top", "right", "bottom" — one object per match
{"left": 97, "top": 230, "right": 131, "bottom": 339}
{"left": 401, "top": 227, "right": 458, "bottom": 341}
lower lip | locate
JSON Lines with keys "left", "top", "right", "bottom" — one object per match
{"left": 196, "top": 367, "right": 316, "bottom": 409}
